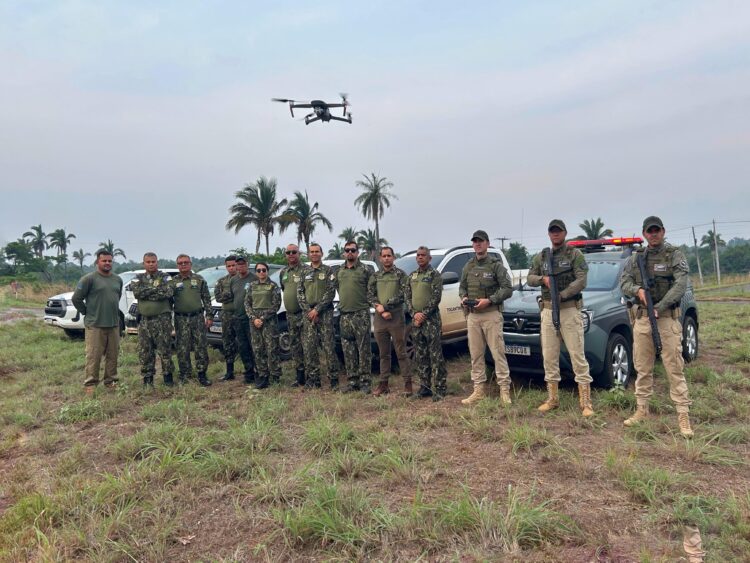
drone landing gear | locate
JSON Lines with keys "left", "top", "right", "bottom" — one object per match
{"left": 328, "top": 115, "right": 352, "bottom": 124}
{"left": 304, "top": 115, "right": 322, "bottom": 125}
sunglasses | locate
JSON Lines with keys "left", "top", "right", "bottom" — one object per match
{"left": 177, "top": 261, "right": 191, "bottom": 265}
{"left": 285, "top": 250, "right": 298, "bottom": 255}
{"left": 344, "top": 248, "right": 358, "bottom": 253}
{"left": 256, "top": 268, "right": 267, "bottom": 273}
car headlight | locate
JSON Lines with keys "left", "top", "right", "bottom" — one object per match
{"left": 581, "top": 309, "right": 593, "bottom": 333}
{"left": 65, "top": 299, "right": 74, "bottom": 306}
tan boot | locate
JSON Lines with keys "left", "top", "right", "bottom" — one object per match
{"left": 678, "top": 412, "right": 694, "bottom": 438}
{"left": 624, "top": 403, "right": 649, "bottom": 427}
{"left": 499, "top": 386, "right": 512, "bottom": 406}
{"left": 372, "top": 381, "right": 390, "bottom": 397}
{"left": 537, "top": 382, "right": 559, "bottom": 413}
{"left": 578, "top": 383, "right": 595, "bottom": 417}
{"left": 461, "top": 384, "right": 486, "bottom": 405}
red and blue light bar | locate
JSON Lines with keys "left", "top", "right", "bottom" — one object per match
{"left": 568, "top": 237, "right": 643, "bottom": 247}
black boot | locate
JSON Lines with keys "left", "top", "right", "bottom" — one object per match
{"left": 178, "top": 373, "right": 188, "bottom": 385}
{"left": 143, "top": 376, "right": 154, "bottom": 387}
{"left": 220, "top": 361, "right": 235, "bottom": 381}
{"left": 255, "top": 376, "right": 270, "bottom": 390}
{"left": 163, "top": 373, "right": 174, "bottom": 387}
{"left": 330, "top": 376, "right": 339, "bottom": 390}
{"left": 197, "top": 372, "right": 212, "bottom": 387}
{"left": 416, "top": 384, "right": 433, "bottom": 399}
{"left": 243, "top": 370, "right": 257, "bottom": 385}
{"left": 291, "top": 367, "right": 305, "bottom": 387}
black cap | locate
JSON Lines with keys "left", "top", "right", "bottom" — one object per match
{"left": 471, "top": 229, "right": 489, "bottom": 242}
{"left": 235, "top": 256, "right": 247, "bottom": 264}
{"left": 642, "top": 216, "right": 664, "bottom": 231}
{"left": 548, "top": 219, "right": 567, "bottom": 232}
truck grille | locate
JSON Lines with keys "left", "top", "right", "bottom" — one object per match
{"left": 503, "top": 313, "right": 541, "bottom": 334}
{"left": 45, "top": 299, "right": 66, "bottom": 318}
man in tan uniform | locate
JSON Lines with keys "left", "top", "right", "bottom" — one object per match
{"left": 620, "top": 216, "right": 694, "bottom": 437}
{"left": 527, "top": 219, "right": 594, "bottom": 417}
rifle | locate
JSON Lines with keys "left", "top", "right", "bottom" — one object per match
{"left": 636, "top": 252, "right": 662, "bottom": 356}
{"left": 544, "top": 248, "right": 561, "bottom": 335}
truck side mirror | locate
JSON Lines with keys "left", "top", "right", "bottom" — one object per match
{"left": 441, "top": 271, "right": 459, "bottom": 285}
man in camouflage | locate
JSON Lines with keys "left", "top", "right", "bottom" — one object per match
{"left": 620, "top": 216, "right": 694, "bottom": 438}
{"left": 527, "top": 220, "right": 594, "bottom": 416}
{"left": 131, "top": 252, "right": 175, "bottom": 387}
{"left": 171, "top": 254, "right": 213, "bottom": 387}
{"left": 224, "top": 256, "right": 258, "bottom": 384}
{"left": 405, "top": 246, "right": 446, "bottom": 400}
{"left": 335, "top": 241, "right": 374, "bottom": 394}
{"left": 212, "top": 255, "right": 238, "bottom": 380}
{"left": 368, "top": 246, "right": 411, "bottom": 396}
{"left": 459, "top": 230, "right": 514, "bottom": 406}
{"left": 245, "top": 262, "right": 282, "bottom": 389}
{"left": 297, "top": 243, "right": 339, "bottom": 389}
{"left": 279, "top": 243, "right": 306, "bottom": 387}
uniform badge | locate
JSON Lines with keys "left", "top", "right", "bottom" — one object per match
{"left": 411, "top": 272, "right": 419, "bottom": 280}
{"left": 293, "top": 275, "right": 300, "bottom": 283}
{"left": 654, "top": 263, "right": 668, "bottom": 272}
{"left": 558, "top": 260, "right": 570, "bottom": 268}
{"left": 329, "top": 274, "right": 335, "bottom": 280}
{"left": 176, "top": 282, "right": 184, "bottom": 289}
{"left": 318, "top": 273, "right": 325, "bottom": 280}
{"left": 191, "top": 279, "right": 198, "bottom": 288}
{"left": 482, "top": 272, "right": 493, "bottom": 279}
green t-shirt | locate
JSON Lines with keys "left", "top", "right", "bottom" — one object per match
{"left": 72, "top": 272, "right": 123, "bottom": 328}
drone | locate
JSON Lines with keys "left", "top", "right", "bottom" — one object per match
{"left": 272, "top": 94, "right": 352, "bottom": 125}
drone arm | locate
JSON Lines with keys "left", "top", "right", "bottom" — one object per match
{"left": 305, "top": 116, "right": 322, "bottom": 125}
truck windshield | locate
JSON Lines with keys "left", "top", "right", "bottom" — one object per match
{"left": 584, "top": 261, "right": 622, "bottom": 291}
{"left": 394, "top": 253, "right": 445, "bottom": 274}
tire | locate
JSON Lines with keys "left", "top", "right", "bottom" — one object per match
{"left": 63, "top": 329, "right": 84, "bottom": 339}
{"left": 682, "top": 315, "right": 699, "bottom": 363}
{"left": 278, "top": 330, "right": 291, "bottom": 360}
{"left": 600, "top": 332, "right": 633, "bottom": 388}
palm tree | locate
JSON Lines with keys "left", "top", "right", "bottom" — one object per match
{"left": 338, "top": 226, "right": 360, "bottom": 244}
{"left": 356, "top": 228, "right": 388, "bottom": 261}
{"left": 354, "top": 173, "right": 397, "bottom": 253}
{"left": 327, "top": 243, "right": 344, "bottom": 259}
{"left": 700, "top": 230, "right": 726, "bottom": 252}
{"left": 578, "top": 218, "right": 613, "bottom": 240}
{"left": 22, "top": 224, "right": 47, "bottom": 258}
{"left": 98, "top": 239, "right": 127, "bottom": 260}
{"left": 226, "top": 176, "right": 288, "bottom": 255}
{"left": 279, "top": 190, "right": 334, "bottom": 254}
{"left": 72, "top": 249, "right": 91, "bottom": 272}
{"left": 47, "top": 228, "right": 76, "bottom": 260}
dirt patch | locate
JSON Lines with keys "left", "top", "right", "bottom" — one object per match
{"left": 0, "top": 307, "right": 44, "bottom": 324}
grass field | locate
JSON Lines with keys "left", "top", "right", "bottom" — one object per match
{"left": 1, "top": 301, "right": 749, "bottom": 561}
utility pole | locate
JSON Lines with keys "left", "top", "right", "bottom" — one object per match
{"left": 691, "top": 226, "right": 704, "bottom": 286}
{"left": 712, "top": 219, "right": 722, "bottom": 285}
{"left": 494, "top": 237, "right": 509, "bottom": 251}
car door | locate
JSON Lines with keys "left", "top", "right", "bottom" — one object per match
{"left": 439, "top": 253, "right": 471, "bottom": 336}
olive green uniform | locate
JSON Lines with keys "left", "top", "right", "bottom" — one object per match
{"left": 335, "top": 260, "right": 373, "bottom": 391}
{"left": 527, "top": 244, "right": 592, "bottom": 384}
{"left": 279, "top": 264, "right": 305, "bottom": 373}
{"left": 405, "top": 265, "right": 446, "bottom": 395}
{"left": 171, "top": 272, "right": 212, "bottom": 380}
{"left": 245, "top": 279, "right": 282, "bottom": 384}
{"left": 131, "top": 271, "right": 175, "bottom": 385}
{"left": 213, "top": 274, "right": 238, "bottom": 363}
{"left": 72, "top": 271, "right": 123, "bottom": 387}
{"left": 620, "top": 243, "right": 691, "bottom": 412}
{"left": 368, "top": 267, "right": 411, "bottom": 385}
{"left": 297, "top": 263, "right": 338, "bottom": 387}
{"left": 459, "top": 255, "right": 513, "bottom": 389}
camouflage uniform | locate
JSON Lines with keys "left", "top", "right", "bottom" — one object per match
{"left": 335, "top": 259, "right": 374, "bottom": 392}
{"left": 171, "top": 272, "right": 213, "bottom": 383}
{"left": 245, "top": 279, "right": 282, "bottom": 385}
{"left": 213, "top": 274, "right": 238, "bottom": 363}
{"left": 368, "top": 266, "right": 411, "bottom": 387}
{"left": 131, "top": 270, "right": 175, "bottom": 385}
{"left": 279, "top": 264, "right": 305, "bottom": 382}
{"left": 298, "top": 263, "right": 338, "bottom": 388}
{"left": 405, "top": 264, "right": 446, "bottom": 395}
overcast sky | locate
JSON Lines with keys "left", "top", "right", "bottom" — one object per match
{"left": 2, "top": 0, "right": 749, "bottom": 263}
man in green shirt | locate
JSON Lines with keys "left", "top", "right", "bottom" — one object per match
{"left": 227, "top": 257, "right": 258, "bottom": 384}
{"left": 72, "top": 249, "right": 123, "bottom": 394}
{"left": 279, "top": 243, "right": 306, "bottom": 387}
{"left": 171, "top": 254, "right": 213, "bottom": 387}
{"left": 213, "top": 255, "right": 238, "bottom": 380}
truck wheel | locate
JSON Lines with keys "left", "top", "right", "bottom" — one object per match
{"left": 682, "top": 316, "right": 699, "bottom": 363}
{"left": 278, "top": 330, "right": 291, "bottom": 360}
{"left": 601, "top": 333, "right": 633, "bottom": 388}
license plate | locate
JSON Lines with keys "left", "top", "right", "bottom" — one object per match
{"left": 209, "top": 325, "right": 222, "bottom": 333}
{"left": 44, "top": 318, "right": 55, "bottom": 325}
{"left": 505, "top": 344, "right": 530, "bottom": 356}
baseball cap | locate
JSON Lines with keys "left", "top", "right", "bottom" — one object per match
{"left": 471, "top": 229, "right": 489, "bottom": 242}
{"left": 548, "top": 219, "right": 567, "bottom": 232}
{"left": 642, "top": 216, "right": 664, "bottom": 231}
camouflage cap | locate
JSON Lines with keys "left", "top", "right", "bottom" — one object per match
{"left": 642, "top": 216, "right": 664, "bottom": 231}
{"left": 471, "top": 229, "right": 489, "bottom": 242}
{"left": 548, "top": 219, "right": 567, "bottom": 232}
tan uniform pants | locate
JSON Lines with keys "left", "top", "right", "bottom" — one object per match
{"left": 373, "top": 312, "right": 410, "bottom": 383}
{"left": 540, "top": 305, "right": 592, "bottom": 384}
{"left": 84, "top": 326, "right": 120, "bottom": 386}
{"left": 467, "top": 309, "right": 510, "bottom": 388}
{"left": 633, "top": 312, "right": 691, "bottom": 412}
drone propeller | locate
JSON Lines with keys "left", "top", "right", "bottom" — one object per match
{"left": 271, "top": 98, "right": 295, "bottom": 103}
{"left": 339, "top": 92, "right": 350, "bottom": 116}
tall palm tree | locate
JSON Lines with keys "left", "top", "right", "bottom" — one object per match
{"left": 354, "top": 173, "right": 397, "bottom": 253}
{"left": 47, "top": 228, "right": 76, "bottom": 260}
{"left": 327, "top": 243, "right": 344, "bottom": 260}
{"left": 700, "top": 230, "right": 726, "bottom": 252}
{"left": 98, "top": 239, "right": 127, "bottom": 260}
{"left": 578, "top": 218, "right": 613, "bottom": 240}
{"left": 72, "top": 249, "right": 91, "bottom": 272}
{"left": 338, "top": 226, "right": 360, "bottom": 244}
{"left": 226, "top": 176, "right": 288, "bottom": 255}
{"left": 279, "top": 190, "right": 334, "bottom": 254}
{"left": 356, "top": 228, "right": 388, "bottom": 261}
{"left": 22, "top": 224, "right": 47, "bottom": 258}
